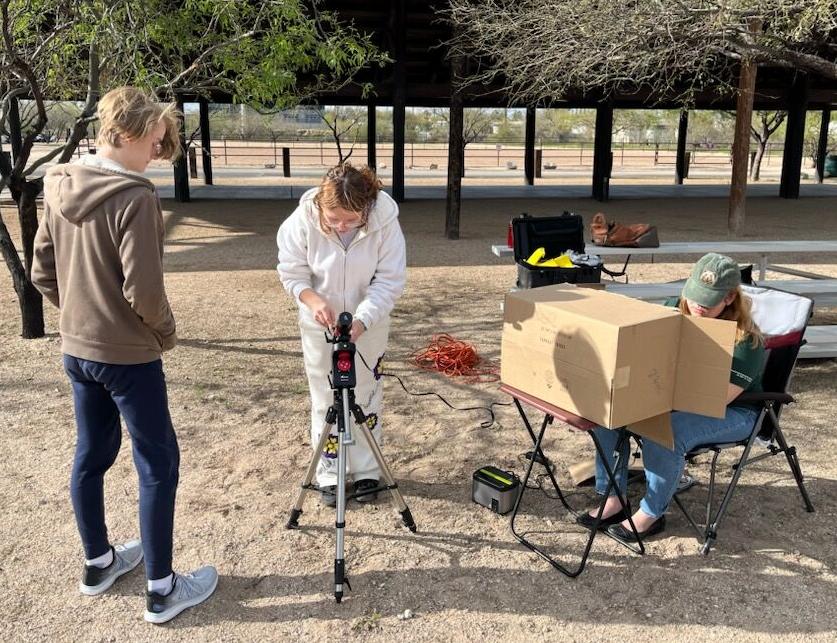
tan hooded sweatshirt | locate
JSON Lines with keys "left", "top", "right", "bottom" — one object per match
{"left": 31, "top": 161, "right": 176, "bottom": 364}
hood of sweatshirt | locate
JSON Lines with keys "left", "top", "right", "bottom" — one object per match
{"left": 43, "top": 161, "right": 155, "bottom": 224}
{"left": 297, "top": 186, "right": 399, "bottom": 236}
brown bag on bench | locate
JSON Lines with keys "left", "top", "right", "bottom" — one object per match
{"left": 590, "top": 212, "right": 660, "bottom": 248}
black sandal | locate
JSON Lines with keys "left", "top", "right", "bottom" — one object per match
{"left": 607, "top": 516, "right": 666, "bottom": 543}
{"left": 575, "top": 508, "right": 628, "bottom": 531}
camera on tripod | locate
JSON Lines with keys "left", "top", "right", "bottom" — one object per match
{"left": 327, "top": 312, "right": 356, "bottom": 389}
{"left": 289, "top": 309, "right": 416, "bottom": 603}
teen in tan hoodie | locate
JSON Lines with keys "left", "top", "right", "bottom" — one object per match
{"left": 31, "top": 87, "right": 216, "bottom": 625}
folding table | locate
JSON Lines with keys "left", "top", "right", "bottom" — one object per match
{"left": 501, "top": 383, "right": 646, "bottom": 577}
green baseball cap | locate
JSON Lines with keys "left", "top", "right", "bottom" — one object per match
{"left": 681, "top": 253, "right": 741, "bottom": 308}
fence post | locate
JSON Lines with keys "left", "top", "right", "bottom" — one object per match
{"left": 320, "top": 140, "right": 323, "bottom": 165}
{"left": 579, "top": 143, "right": 583, "bottom": 164}
{"left": 273, "top": 137, "right": 277, "bottom": 166}
{"left": 282, "top": 147, "right": 290, "bottom": 177}
{"left": 188, "top": 146, "right": 198, "bottom": 178}
{"left": 223, "top": 137, "right": 227, "bottom": 164}
{"left": 621, "top": 140, "right": 625, "bottom": 166}
{"left": 535, "top": 149, "right": 542, "bottom": 178}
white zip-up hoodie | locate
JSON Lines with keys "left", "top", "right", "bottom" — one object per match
{"left": 276, "top": 187, "right": 407, "bottom": 329}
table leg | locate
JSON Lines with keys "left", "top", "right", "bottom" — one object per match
{"left": 589, "top": 428, "right": 645, "bottom": 555}
{"left": 509, "top": 404, "right": 644, "bottom": 578}
{"left": 513, "top": 398, "right": 572, "bottom": 512}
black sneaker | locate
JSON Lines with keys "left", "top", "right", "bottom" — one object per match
{"left": 144, "top": 566, "right": 218, "bottom": 624}
{"left": 79, "top": 540, "right": 143, "bottom": 596}
{"left": 320, "top": 484, "right": 337, "bottom": 508}
{"left": 354, "top": 479, "right": 380, "bottom": 503}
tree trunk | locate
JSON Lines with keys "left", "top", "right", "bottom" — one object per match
{"left": 0, "top": 210, "right": 44, "bottom": 339}
{"left": 445, "top": 51, "right": 465, "bottom": 240}
{"left": 751, "top": 140, "right": 767, "bottom": 181}
{"left": 728, "top": 57, "right": 758, "bottom": 236}
{"left": 10, "top": 177, "right": 46, "bottom": 337}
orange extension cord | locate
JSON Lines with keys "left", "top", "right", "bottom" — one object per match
{"left": 410, "top": 333, "right": 499, "bottom": 383}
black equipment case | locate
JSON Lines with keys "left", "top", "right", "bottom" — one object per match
{"left": 512, "top": 212, "right": 602, "bottom": 289}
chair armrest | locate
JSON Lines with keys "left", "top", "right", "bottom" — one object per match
{"left": 735, "top": 391, "right": 795, "bottom": 406}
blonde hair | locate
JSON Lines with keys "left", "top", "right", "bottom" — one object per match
{"left": 679, "top": 286, "right": 764, "bottom": 347}
{"left": 313, "top": 163, "right": 382, "bottom": 233}
{"left": 96, "top": 87, "right": 182, "bottom": 161}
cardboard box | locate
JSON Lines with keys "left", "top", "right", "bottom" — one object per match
{"left": 501, "top": 285, "right": 737, "bottom": 448}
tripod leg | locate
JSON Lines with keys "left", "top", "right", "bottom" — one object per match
{"left": 286, "top": 418, "right": 335, "bottom": 529}
{"left": 356, "top": 424, "right": 417, "bottom": 533}
{"left": 334, "top": 389, "right": 352, "bottom": 603}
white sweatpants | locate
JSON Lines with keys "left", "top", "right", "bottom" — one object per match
{"left": 300, "top": 319, "right": 388, "bottom": 486}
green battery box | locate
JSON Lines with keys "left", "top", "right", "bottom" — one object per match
{"left": 472, "top": 466, "right": 521, "bottom": 515}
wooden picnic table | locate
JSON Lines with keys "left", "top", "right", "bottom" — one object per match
{"left": 491, "top": 240, "right": 837, "bottom": 280}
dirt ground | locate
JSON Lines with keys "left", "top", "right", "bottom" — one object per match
{"left": 1, "top": 193, "right": 837, "bottom": 642}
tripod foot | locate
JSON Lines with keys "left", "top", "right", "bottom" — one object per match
{"left": 334, "top": 559, "right": 350, "bottom": 602}
{"left": 286, "top": 508, "right": 303, "bottom": 529}
{"left": 400, "top": 508, "right": 417, "bottom": 533}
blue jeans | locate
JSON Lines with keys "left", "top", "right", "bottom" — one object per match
{"left": 63, "top": 355, "right": 180, "bottom": 580}
{"left": 594, "top": 406, "right": 759, "bottom": 519}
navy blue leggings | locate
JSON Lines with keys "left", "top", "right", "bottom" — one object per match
{"left": 63, "top": 355, "right": 179, "bottom": 580}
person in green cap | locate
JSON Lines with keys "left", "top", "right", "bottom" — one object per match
{"left": 577, "top": 253, "right": 766, "bottom": 544}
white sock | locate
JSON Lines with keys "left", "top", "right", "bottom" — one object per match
{"left": 148, "top": 573, "right": 175, "bottom": 596}
{"left": 85, "top": 548, "right": 114, "bottom": 569}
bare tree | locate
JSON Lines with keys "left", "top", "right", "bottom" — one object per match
{"left": 316, "top": 106, "right": 364, "bottom": 164}
{"left": 750, "top": 111, "right": 787, "bottom": 181}
{"left": 447, "top": 0, "right": 837, "bottom": 234}
{"left": 435, "top": 107, "right": 496, "bottom": 184}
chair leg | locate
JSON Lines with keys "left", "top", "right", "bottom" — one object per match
{"left": 773, "top": 427, "right": 815, "bottom": 513}
{"left": 700, "top": 432, "right": 760, "bottom": 555}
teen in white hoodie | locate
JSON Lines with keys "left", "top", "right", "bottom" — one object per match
{"left": 277, "top": 164, "right": 406, "bottom": 505}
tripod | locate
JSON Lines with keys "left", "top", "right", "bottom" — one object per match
{"left": 286, "top": 312, "right": 417, "bottom": 603}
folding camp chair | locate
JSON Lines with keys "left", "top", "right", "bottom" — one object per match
{"left": 672, "top": 285, "right": 815, "bottom": 555}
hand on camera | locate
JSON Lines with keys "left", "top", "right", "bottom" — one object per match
{"left": 308, "top": 294, "right": 336, "bottom": 329}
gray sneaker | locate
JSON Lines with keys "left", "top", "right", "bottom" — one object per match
{"left": 144, "top": 566, "right": 219, "bottom": 624}
{"left": 79, "top": 539, "right": 143, "bottom": 596}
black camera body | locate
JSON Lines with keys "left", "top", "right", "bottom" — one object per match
{"left": 330, "top": 312, "right": 357, "bottom": 389}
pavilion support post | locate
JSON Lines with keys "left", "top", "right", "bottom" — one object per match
{"left": 815, "top": 108, "right": 831, "bottom": 184}
{"left": 199, "top": 97, "right": 213, "bottom": 185}
{"left": 524, "top": 106, "right": 536, "bottom": 186}
{"left": 367, "top": 101, "right": 377, "bottom": 171}
{"left": 675, "top": 110, "right": 689, "bottom": 185}
{"left": 779, "top": 74, "right": 809, "bottom": 199}
{"left": 173, "top": 96, "right": 190, "bottom": 202}
{"left": 391, "top": 0, "right": 406, "bottom": 202}
{"left": 592, "top": 104, "right": 613, "bottom": 201}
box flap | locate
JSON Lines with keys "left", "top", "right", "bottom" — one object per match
{"left": 673, "top": 316, "right": 737, "bottom": 418}
{"left": 608, "top": 317, "right": 680, "bottom": 428}
{"left": 628, "top": 413, "right": 674, "bottom": 450}
{"left": 506, "top": 285, "right": 680, "bottom": 329}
